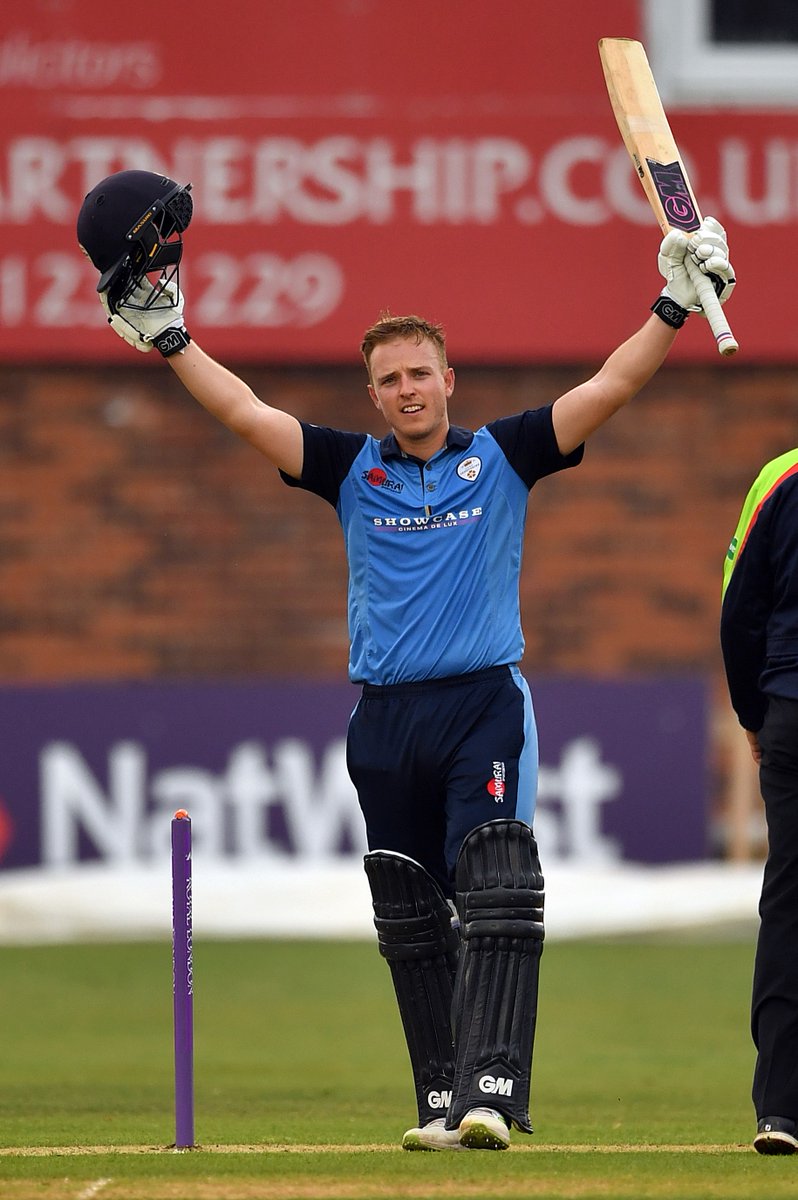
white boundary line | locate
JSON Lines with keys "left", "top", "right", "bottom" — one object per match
{"left": 0, "top": 1143, "right": 753, "bottom": 1156}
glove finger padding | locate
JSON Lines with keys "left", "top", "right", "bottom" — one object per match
{"left": 100, "top": 291, "right": 152, "bottom": 352}
{"left": 109, "top": 313, "right": 153, "bottom": 352}
{"left": 657, "top": 229, "right": 699, "bottom": 312}
{"left": 118, "top": 279, "right": 186, "bottom": 341}
{"left": 691, "top": 215, "right": 727, "bottom": 249}
{"left": 99, "top": 276, "right": 189, "bottom": 356}
{"left": 688, "top": 217, "right": 735, "bottom": 307}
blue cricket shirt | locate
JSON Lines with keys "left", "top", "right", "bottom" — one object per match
{"left": 281, "top": 405, "right": 583, "bottom": 685}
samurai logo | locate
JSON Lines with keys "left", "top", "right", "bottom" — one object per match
{"left": 487, "top": 761, "right": 506, "bottom": 803}
{"left": 362, "top": 467, "right": 403, "bottom": 492}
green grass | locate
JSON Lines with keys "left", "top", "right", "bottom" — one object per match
{"left": 0, "top": 934, "right": 793, "bottom": 1198}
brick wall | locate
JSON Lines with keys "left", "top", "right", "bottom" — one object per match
{"left": 2, "top": 359, "right": 796, "bottom": 690}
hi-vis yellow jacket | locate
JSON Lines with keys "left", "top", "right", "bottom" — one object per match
{"left": 721, "top": 449, "right": 798, "bottom": 732}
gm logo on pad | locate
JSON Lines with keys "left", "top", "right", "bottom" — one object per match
{"left": 478, "top": 1075, "right": 513, "bottom": 1096}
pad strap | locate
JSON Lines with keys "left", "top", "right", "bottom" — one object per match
{"left": 446, "top": 819, "right": 544, "bottom": 1133}
{"left": 364, "top": 851, "right": 460, "bottom": 1126}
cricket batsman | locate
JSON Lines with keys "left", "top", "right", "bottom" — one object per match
{"left": 77, "top": 169, "right": 735, "bottom": 1150}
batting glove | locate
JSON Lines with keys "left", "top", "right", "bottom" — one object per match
{"left": 657, "top": 229, "right": 701, "bottom": 313}
{"left": 100, "top": 279, "right": 191, "bottom": 357}
{"left": 657, "top": 217, "right": 735, "bottom": 315}
{"left": 688, "top": 216, "right": 736, "bottom": 307}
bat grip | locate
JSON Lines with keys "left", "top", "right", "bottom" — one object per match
{"left": 685, "top": 256, "right": 739, "bottom": 357}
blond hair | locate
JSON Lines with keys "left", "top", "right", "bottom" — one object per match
{"left": 360, "top": 313, "right": 447, "bottom": 378}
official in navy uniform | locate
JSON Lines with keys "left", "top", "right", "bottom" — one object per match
{"left": 722, "top": 451, "right": 798, "bottom": 1156}
{"left": 77, "top": 169, "right": 735, "bottom": 1151}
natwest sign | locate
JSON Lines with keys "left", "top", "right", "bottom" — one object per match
{"left": 0, "top": 2, "right": 793, "bottom": 363}
{"left": 0, "top": 678, "right": 708, "bottom": 871}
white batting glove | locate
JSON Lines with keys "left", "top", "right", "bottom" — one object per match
{"left": 100, "top": 289, "right": 152, "bottom": 352}
{"left": 657, "top": 229, "right": 700, "bottom": 311}
{"left": 657, "top": 217, "right": 735, "bottom": 314}
{"left": 100, "top": 279, "right": 190, "bottom": 356}
{"left": 688, "top": 216, "right": 736, "bottom": 306}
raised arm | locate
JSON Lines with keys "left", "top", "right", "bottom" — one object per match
{"left": 552, "top": 314, "right": 675, "bottom": 455}
{"left": 78, "top": 172, "right": 304, "bottom": 475}
{"left": 552, "top": 217, "right": 735, "bottom": 456}
{"left": 99, "top": 281, "right": 304, "bottom": 477}
{"left": 167, "top": 342, "right": 303, "bottom": 477}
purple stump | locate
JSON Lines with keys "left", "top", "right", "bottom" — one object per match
{"left": 171, "top": 810, "right": 195, "bottom": 1149}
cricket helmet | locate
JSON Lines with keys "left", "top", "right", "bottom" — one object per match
{"left": 77, "top": 170, "right": 193, "bottom": 313}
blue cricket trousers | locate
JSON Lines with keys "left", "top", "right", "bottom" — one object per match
{"left": 346, "top": 665, "right": 538, "bottom": 896}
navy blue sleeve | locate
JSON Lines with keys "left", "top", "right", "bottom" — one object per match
{"left": 280, "top": 422, "right": 367, "bottom": 507}
{"left": 486, "top": 406, "right": 584, "bottom": 489}
{"left": 720, "top": 505, "right": 773, "bottom": 732}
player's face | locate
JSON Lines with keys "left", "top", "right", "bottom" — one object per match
{"left": 367, "top": 337, "right": 454, "bottom": 458}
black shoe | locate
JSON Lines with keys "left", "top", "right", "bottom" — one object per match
{"left": 754, "top": 1116, "right": 798, "bottom": 1155}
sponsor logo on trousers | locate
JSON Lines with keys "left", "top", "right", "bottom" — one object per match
{"left": 487, "top": 760, "right": 506, "bottom": 802}
{"left": 478, "top": 1074, "right": 513, "bottom": 1096}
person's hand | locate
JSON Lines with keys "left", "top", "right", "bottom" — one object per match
{"left": 658, "top": 216, "right": 735, "bottom": 313}
{"left": 744, "top": 728, "right": 762, "bottom": 765}
{"left": 688, "top": 216, "right": 736, "bottom": 308}
{"left": 100, "top": 279, "right": 188, "bottom": 355}
{"left": 101, "top": 297, "right": 153, "bottom": 352}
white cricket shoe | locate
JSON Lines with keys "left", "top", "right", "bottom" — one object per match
{"left": 458, "top": 1106, "right": 511, "bottom": 1150}
{"left": 402, "top": 1117, "right": 466, "bottom": 1151}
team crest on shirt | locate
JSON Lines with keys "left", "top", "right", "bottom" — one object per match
{"left": 457, "top": 456, "right": 482, "bottom": 481}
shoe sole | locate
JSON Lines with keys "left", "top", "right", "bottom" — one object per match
{"left": 754, "top": 1132, "right": 798, "bottom": 1156}
{"left": 458, "top": 1120, "right": 510, "bottom": 1151}
{"left": 402, "top": 1131, "right": 466, "bottom": 1152}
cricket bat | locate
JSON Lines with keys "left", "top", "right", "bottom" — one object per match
{"left": 599, "top": 37, "right": 738, "bottom": 356}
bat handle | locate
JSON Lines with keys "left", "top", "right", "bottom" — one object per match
{"left": 685, "top": 256, "right": 739, "bottom": 357}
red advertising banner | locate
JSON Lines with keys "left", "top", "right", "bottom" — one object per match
{"left": 1, "top": 1, "right": 794, "bottom": 363}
